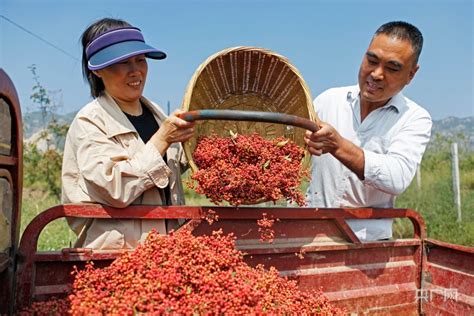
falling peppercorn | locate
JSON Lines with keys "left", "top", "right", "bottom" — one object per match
{"left": 189, "top": 133, "right": 309, "bottom": 206}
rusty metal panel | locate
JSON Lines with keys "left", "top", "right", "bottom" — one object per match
{"left": 0, "top": 68, "right": 23, "bottom": 316}
{"left": 0, "top": 176, "right": 13, "bottom": 313}
{"left": 0, "top": 98, "right": 12, "bottom": 156}
{"left": 422, "top": 238, "right": 474, "bottom": 315}
{"left": 0, "top": 177, "right": 12, "bottom": 253}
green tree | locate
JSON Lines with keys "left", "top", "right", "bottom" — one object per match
{"left": 24, "top": 65, "right": 68, "bottom": 199}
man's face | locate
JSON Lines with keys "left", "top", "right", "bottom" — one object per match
{"left": 358, "top": 34, "right": 419, "bottom": 108}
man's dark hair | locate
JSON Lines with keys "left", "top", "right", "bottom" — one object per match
{"left": 374, "top": 21, "right": 423, "bottom": 65}
{"left": 80, "top": 18, "right": 132, "bottom": 98}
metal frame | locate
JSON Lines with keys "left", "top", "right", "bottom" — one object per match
{"left": 0, "top": 68, "right": 23, "bottom": 315}
{"left": 15, "top": 204, "right": 428, "bottom": 313}
{"left": 421, "top": 238, "right": 474, "bottom": 315}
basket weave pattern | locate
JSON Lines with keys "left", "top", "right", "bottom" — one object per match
{"left": 182, "top": 46, "right": 317, "bottom": 172}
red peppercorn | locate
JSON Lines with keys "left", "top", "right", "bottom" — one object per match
{"left": 190, "top": 133, "right": 309, "bottom": 206}
{"left": 20, "top": 230, "right": 345, "bottom": 315}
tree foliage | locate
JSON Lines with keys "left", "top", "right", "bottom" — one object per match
{"left": 24, "top": 65, "right": 69, "bottom": 199}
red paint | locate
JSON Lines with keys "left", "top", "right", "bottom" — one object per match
{"left": 12, "top": 205, "right": 473, "bottom": 314}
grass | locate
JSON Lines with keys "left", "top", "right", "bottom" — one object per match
{"left": 394, "top": 156, "right": 474, "bottom": 246}
{"left": 20, "top": 188, "right": 76, "bottom": 251}
{"left": 20, "top": 152, "right": 473, "bottom": 250}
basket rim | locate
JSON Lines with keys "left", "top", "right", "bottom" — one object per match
{"left": 181, "top": 46, "right": 319, "bottom": 175}
{"left": 182, "top": 46, "right": 315, "bottom": 118}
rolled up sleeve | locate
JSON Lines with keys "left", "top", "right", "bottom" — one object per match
{"left": 363, "top": 110, "right": 432, "bottom": 195}
{"left": 73, "top": 118, "right": 171, "bottom": 208}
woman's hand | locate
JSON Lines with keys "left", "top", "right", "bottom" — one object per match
{"left": 150, "top": 109, "right": 195, "bottom": 156}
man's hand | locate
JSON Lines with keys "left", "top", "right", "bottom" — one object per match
{"left": 304, "top": 120, "right": 365, "bottom": 180}
{"left": 304, "top": 121, "right": 344, "bottom": 156}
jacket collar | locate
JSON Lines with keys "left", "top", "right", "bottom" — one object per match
{"left": 97, "top": 92, "right": 166, "bottom": 138}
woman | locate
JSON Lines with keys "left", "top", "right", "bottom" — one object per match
{"left": 61, "top": 18, "right": 195, "bottom": 249}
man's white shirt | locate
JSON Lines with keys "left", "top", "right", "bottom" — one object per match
{"left": 306, "top": 85, "right": 432, "bottom": 241}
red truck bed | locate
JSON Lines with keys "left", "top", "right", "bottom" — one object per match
{"left": 9, "top": 204, "right": 474, "bottom": 315}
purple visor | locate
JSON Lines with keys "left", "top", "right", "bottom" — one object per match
{"left": 86, "top": 27, "right": 166, "bottom": 70}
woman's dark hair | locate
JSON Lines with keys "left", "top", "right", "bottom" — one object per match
{"left": 81, "top": 18, "right": 132, "bottom": 98}
{"left": 374, "top": 21, "right": 424, "bottom": 65}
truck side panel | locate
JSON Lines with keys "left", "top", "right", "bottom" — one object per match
{"left": 422, "top": 238, "right": 474, "bottom": 315}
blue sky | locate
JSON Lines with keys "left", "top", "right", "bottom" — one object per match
{"left": 1, "top": 0, "right": 473, "bottom": 120}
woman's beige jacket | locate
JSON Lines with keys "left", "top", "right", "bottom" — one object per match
{"left": 61, "top": 92, "right": 186, "bottom": 249}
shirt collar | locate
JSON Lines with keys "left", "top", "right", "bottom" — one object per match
{"left": 348, "top": 85, "right": 406, "bottom": 113}
{"left": 384, "top": 91, "right": 406, "bottom": 112}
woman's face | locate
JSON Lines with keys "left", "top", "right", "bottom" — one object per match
{"left": 94, "top": 54, "right": 148, "bottom": 106}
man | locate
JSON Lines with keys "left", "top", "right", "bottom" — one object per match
{"left": 305, "top": 21, "right": 432, "bottom": 241}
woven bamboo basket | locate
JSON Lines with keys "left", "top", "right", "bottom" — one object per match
{"left": 182, "top": 46, "right": 318, "bottom": 173}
